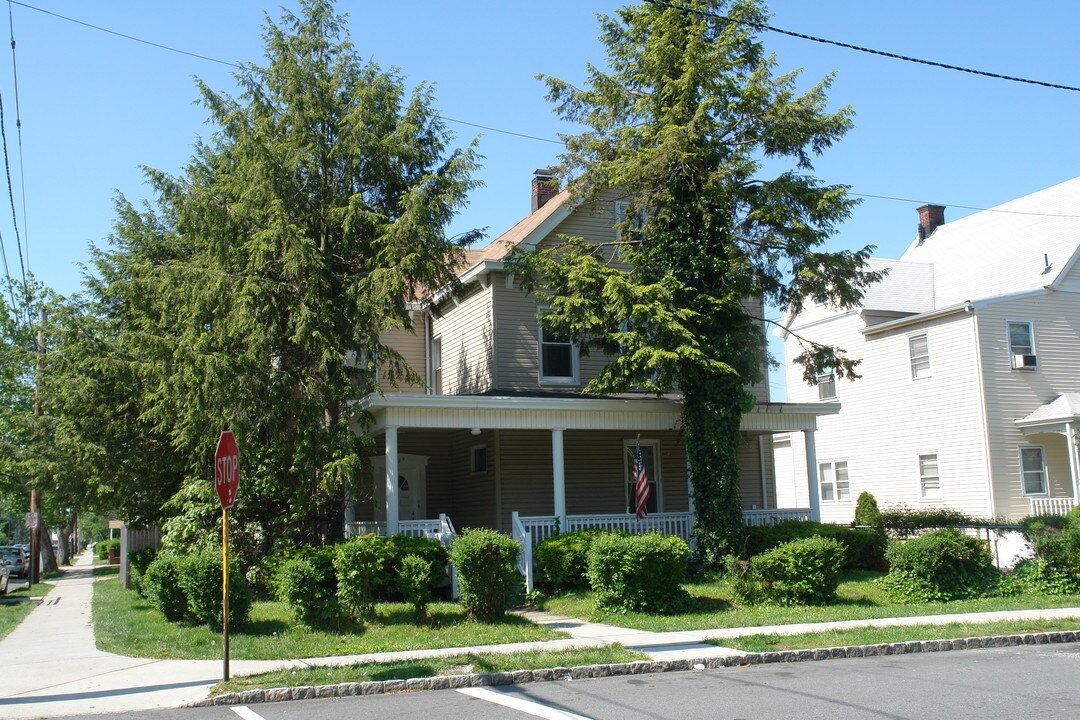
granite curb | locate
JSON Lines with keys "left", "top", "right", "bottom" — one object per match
{"left": 188, "top": 629, "right": 1080, "bottom": 708}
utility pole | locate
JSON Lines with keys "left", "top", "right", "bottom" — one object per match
{"left": 30, "top": 307, "right": 45, "bottom": 586}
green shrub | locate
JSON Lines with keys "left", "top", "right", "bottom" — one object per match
{"left": 999, "top": 557, "right": 1080, "bottom": 595}
{"left": 449, "top": 528, "right": 521, "bottom": 620}
{"left": 1066, "top": 505, "right": 1080, "bottom": 529}
{"left": 744, "top": 521, "right": 885, "bottom": 571}
{"left": 854, "top": 492, "right": 884, "bottom": 529}
{"left": 384, "top": 535, "right": 449, "bottom": 598}
{"left": 721, "top": 553, "right": 758, "bottom": 604}
{"left": 879, "top": 530, "right": 998, "bottom": 603}
{"left": 879, "top": 507, "right": 992, "bottom": 537}
{"left": 276, "top": 545, "right": 342, "bottom": 627}
{"left": 334, "top": 535, "right": 392, "bottom": 621}
{"left": 587, "top": 533, "right": 690, "bottom": 614}
{"left": 750, "top": 536, "right": 846, "bottom": 605}
{"left": 96, "top": 538, "right": 120, "bottom": 561}
{"left": 534, "top": 530, "right": 609, "bottom": 589}
{"left": 1020, "top": 513, "right": 1068, "bottom": 542}
{"left": 1031, "top": 527, "right": 1080, "bottom": 573}
{"left": 127, "top": 546, "right": 158, "bottom": 598}
{"left": 398, "top": 554, "right": 439, "bottom": 621}
{"left": 177, "top": 548, "right": 252, "bottom": 629}
{"left": 143, "top": 552, "right": 189, "bottom": 622}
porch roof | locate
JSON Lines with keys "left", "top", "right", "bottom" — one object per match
{"left": 357, "top": 393, "right": 839, "bottom": 434}
{"left": 1016, "top": 393, "right": 1080, "bottom": 435}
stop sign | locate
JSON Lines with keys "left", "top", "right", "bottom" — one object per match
{"left": 214, "top": 431, "right": 240, "bottom": 510}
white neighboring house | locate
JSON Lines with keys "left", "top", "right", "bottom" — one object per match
{"left": 777, "top": 176, "right": 1080, "bottom": 524}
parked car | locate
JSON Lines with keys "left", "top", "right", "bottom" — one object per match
{"left": 0, "top": 546, "right": 27, "bottom": 579}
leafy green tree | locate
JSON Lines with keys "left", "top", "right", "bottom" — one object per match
{"left": 509, "top": 0, "right": 880, "bottom": 562}
{"left": 90, "top": 0, "right": 479, "bottom": 549}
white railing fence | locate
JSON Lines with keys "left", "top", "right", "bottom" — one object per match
{"left": 741, "top": 508, "right": 812, "bottom": 527}
{"left": 567, "top": 512, "right": 694, "bottom": 540}
{"left": 1029, "top": 497, "right": 1077, "bottom": 516}
{"left": 511, "top": 511, "right": 534, "bottom": 594}
{"left": 344, "top": 513, "right": 457, "bottom": 542}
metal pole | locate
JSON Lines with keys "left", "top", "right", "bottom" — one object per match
{"left": 222, "top": 506, "right": 230, "bottom": 681}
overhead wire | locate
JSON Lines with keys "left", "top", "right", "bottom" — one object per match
{"left": 9, "top": 1, "right": 28, "bottom": 288}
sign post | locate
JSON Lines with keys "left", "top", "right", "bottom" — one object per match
{"left": 214, "top": 430, "right": 240, "bottom": 682}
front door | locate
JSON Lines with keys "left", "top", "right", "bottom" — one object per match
{"left": 372, "top": 454, "right": 429, "bottom": 522}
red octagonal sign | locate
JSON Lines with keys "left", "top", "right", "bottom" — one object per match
{"left": 214, "top": 430, "right": 240, "bottom": 510}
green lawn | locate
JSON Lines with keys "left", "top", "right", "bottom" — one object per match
{"left": 716, "top": 618, "right": 1080, "bottom": 653}
{"left": 93, "top": 577, "right": 566, "bottom": 660}
{"left": 212, "top": 645, "right": 648, "bottom": 695}
{"left": 535, "top": 571, "right": 1080, "bottom": 632}
{"left": 0, "top": 581, "right": 53, "bottom": 641}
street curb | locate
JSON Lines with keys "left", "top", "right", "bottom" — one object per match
{"left": 187, "top": 629, "right": 1080, "bottom": 708}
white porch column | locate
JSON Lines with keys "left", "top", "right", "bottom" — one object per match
{"left": 1067, "top": 422, "right": 1080, "bottom": 501}
{"left": 385, "top": 425, "right": 400, "bottom": 535}
{"left": 552, "top": 428, "right": 567, "bottom": 529}
{"left": 804, "top": 429, "right": 821, "bottom": 523}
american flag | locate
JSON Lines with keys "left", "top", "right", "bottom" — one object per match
{"left": 633, "top": 444, "right": 650, "bottom": 520}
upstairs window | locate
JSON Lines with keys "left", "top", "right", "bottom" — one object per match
{"left": 819, "top": 460, "right": 850, "bottom": 502}
{"left": 1008, "top": 321, "right": 1037, "bottom": 370}
{"left": 918, "top": 453, "right": 941, "bottom": 500}
{"left": 817, "top": 371, "right": 836, "bottom": 401}
{"left": 1019, "top": 446, "right": 1047, "bottom": 496}
{"left": 909, "top": 333, "right": 931, "bottom": 379}
{"left": 539, "top": 312, "right": 578, "bottom": 384}
{"left": 614, "top": 200, "right": 647, "bottom": 241}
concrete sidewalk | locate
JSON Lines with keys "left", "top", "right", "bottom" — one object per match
{"left": 3, "top": 550, "right": 1080, "bottom": 718}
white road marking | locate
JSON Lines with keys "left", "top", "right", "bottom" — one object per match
{"left": 456, "top": 687, "right": 596, "bottom": 720}
{"left": 230, "top": 706, "right": 267, "bottom": 720}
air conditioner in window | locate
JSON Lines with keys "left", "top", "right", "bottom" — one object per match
{"left": 1012, "top": 353, "right": 1038, "bottom": 369}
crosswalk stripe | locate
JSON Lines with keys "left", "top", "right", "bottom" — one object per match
{"left": 456, "top": 687, "right": 595, "bottom": 720}
{"left": 229, "top": 706, "right": 267, "bottom": 720}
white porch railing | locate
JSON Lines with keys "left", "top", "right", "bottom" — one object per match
{"left": 511, "top": 512, "right": 534, "bottom": 594}
{"left": 1029, "top": 497, "right": 1077, "bottom": 516}
{"left": 742, "top": 508, "right": 812, "bottom": 527}
{"left": 567, "top": 512, "right": 694, "bottom": 540}
{"left": 344, "top": 513, "right": 457, "bottom": 541}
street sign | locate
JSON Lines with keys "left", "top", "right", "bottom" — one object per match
{"left": 214, "top": 431, "right": 240, "bottom": 510}
{"left": 25, "top": 512, "right": 39, "bottom": 530}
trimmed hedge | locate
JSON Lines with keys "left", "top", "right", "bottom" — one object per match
{"left": 334, "top": 535, "right": 391, "bottom": 621}
{"left": 534, "top": 529, "right": 608, "bottom": 589}
{"left": 276, "top": 545, "right": 342, "bottom": 627}
{"left": 450, "top": 528, "right": 521, "bottom": 620}
{"left": 587, "top": 533, "right": 689, "bottom": 614}
{"left": 751, "top": 536, "right": 846, "bottom": 605}
{"left": 96, "top": 538, "right": 120, "bottom": 561}
{"left": 879, "top": 529, "right": 998, "bottom": 603}
{"left": 177, "top": 548, "right": 252, "bottom": 629}
{"left": 127, "top": 546, "right": 158, "bottom": 598}
{"left": 878, "top": 507, "right": 996, "bottom": 537}
{"left": 744, "top": 521, "right": 886, "bottom": 571}
{"left": 399, "top": 553, "right": 440, "bottom": 620}
{"left": 384, "top": 535, "right": 449, "bottom": 598}
{"left": 143, "top": 552, "right": 189, "bottom": 622}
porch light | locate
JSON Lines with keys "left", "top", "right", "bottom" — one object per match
{"left": 471, "top": 428, "right": 481, "bottom": 436}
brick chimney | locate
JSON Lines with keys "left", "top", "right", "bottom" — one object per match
{"left": 531, "top": 169, "right": 559, "bottom": 212}
{"left": 916, "top": 204, "right": 946, "bottom": 243}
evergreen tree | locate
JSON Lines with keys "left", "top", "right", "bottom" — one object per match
{"left": 510, "top": 0, "right": 880, "bottom": 562}
{"left": 91, "top": 0, "right": 479, "bottom": 548}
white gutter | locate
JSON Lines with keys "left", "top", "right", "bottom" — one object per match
{"left": 861, "top": 302, "right": 973, "bottom": 336}
{"left": 428, "top": 260, "right": 506, "bottom": 306}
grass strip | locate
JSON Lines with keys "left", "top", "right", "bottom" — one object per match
{"left": 211, "top": 645, "right": 648, "bottom": 695}
{"left": 711, "top": 618, "right": 1080, "bottom": 653}
{"left": 93, "top": 577, "right": 565, "bottom": 660}
{"left": 537, "top": 571, "right": 1080, "bottom": 632}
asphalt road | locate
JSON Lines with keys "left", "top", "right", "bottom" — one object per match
{"left": 60, "top": 643, "right": 1080, "bottom": 720}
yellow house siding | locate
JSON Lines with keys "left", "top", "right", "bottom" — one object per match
{"left": 497, "top": 430, "right": 554, "bottom": 531}
{"left": 377, "top": 310, "right": 427, "bottom": 394}
{"left": 432, "top": 283, "right": 494, "bottom": 394}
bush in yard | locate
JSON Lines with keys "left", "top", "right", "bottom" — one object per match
{"left": 854, "top": 492, "right": 884, "bottom": 529}
{"left": 587, "top": 533, "right": 690, "bottom": 614}
{"left": 334, "top": 535, "right": 392, "bottom": 620}
{"left": 744, "top": 521, "right": 885, "bottom": 571}
{"left": 142, "top": 552, "right": 189, "bottom": 622}
{"left": 276, "top": 545, "right": 342, "bottom": 627}
{"left": 398, "top": 553, "right": 440, "bottom": 621}
{"left": 1000, "top": 557, "right": 1080, "bottom": 595}
{"left": 878, "top": 507, "right": 992, "bottom": 537}
{"left": 879, "top": 529, "right": 998, "bottom": 603}
{"left": 385, "top": 535, "right": 449, "bottom": 598}
{"left": 178, "top": 548, "right": 252, "bottom": 629}
{"left": 127, "top": 546, "right": 158, "bottom": 598}
{"left": 750, "top": 536, "right": 846, "bottom": 605}
{"left": 96, "top": 538, "right": 120, "bottom": 561}
{"left": 449, "top": 528, "right": 521, "bottom": 620}
{"left": 1020, "top": 513, "right": 1069, "bottom": 542}
{"left": 1067, "top": 504, "right": 1080, "bottom": 528}
{"left": 534, "top": 529, "right": 609, "bottom": 589}
{"left": 1030, "top": 527, "right": 1080, "bottom": 573}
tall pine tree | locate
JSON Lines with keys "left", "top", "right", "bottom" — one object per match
{"left": 510, "top": 0, "right": 880, "bottom": 561}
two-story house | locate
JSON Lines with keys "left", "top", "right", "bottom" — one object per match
{"left": 777, "top": 176, "right": 1080, "bottom": 525}
{"left": 350, "top": 170, "right": 841, "bottom": 578}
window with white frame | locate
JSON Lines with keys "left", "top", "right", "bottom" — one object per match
{"left": 471, "top": 445, "right": 488, "bottom": 474}
{"left": 817, "top": 370, "right": 836, "bottom": 401}
{"left": 614, "top": 200, "right": 647, "bottom": 241}
{"left": 430, "top": 337, "right": 442, "bottom": 394}
{"left": 909, "top": 332, "right": 931, "bottom": 379}
{"left": 819, "top": 460, "right": 850, "bottom": 502}
{"left": 1019, "top": 446, "right": 1047, "bottom": 496}
{"left": 1007, "top": 321, "right": 1037, "bottom": 369}
{"left": 918, "top": 453, "right": 942, "bottom": 500}
{"left": 538, "top": 311, "right": 578, "bottom": 383}
{"left": 624, "top": 440, "right": 660, "bottom": 514}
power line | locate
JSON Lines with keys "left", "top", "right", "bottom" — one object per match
{"left": 643, "top": 0, "right": 1080, "bottom": 94}
{"left": 8, "top": 1, "right": 29, "bottom": 286}
{"left": 850, "top": 192, "right": 1080, "bottom": 218}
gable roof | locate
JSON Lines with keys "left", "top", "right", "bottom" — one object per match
{"left": 900, "top": 176, "right": 1080, "bottom": 308}
{"left": 473, "top": 189, "right": 573, "bottom": 262}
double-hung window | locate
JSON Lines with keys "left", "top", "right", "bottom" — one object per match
{"left": 1008, "top": 321, "right": 1037, "bottom": 369}
{"left": 539, "top": 312, "right": 578, "bottom": 384}
{"left": 909, "top": 333, "right": 931, "bottom": 379}
{"left": 918, "top": 453, "right": 942, "bottom": 500}
{"left": 1019, "top": 446, "right": 1047, "bottom": 496}
{"left": 819, "top": 460, "right": 850, "bottom": 502}
{"left": 817, "top": 370, "right": 837, "bottom": 401}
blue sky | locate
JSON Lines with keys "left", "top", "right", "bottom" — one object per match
{"left": 3, "top": 1, "right": 1079, "bottom": 400}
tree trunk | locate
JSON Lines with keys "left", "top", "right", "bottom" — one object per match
{"left": 37, "top": 522, "right": 59, "bottom": 574}
{"left": 56, "top": 512, "right": 76, "bottom": 565}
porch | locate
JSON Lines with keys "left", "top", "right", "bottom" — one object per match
{"left": 1016, "top": 393, "right": 1080, "bottom": 519}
